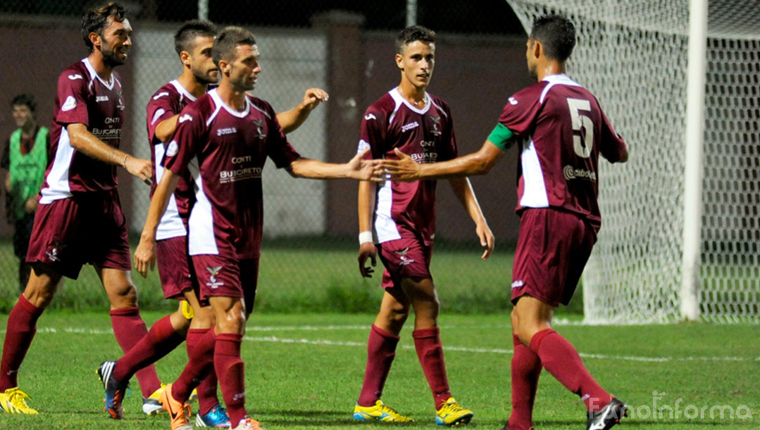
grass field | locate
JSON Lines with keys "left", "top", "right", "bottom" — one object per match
{"left": 0, "top": 311, "right": 757, "bottom": 429}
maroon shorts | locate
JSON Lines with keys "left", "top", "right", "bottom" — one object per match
{"left": 511, "top": 208, "right": 596, "bottom": 307}
{"left": 192, "top": 254, "right": 259, "bottom": 315}
{"left": 156, "top": 236, "right": 194, "bottom": 300}
{"left": 26, "top": 191, "right": 131, "bottom": 279}
{"left": 377, "top": 234, "right": 433, "bottom": 289}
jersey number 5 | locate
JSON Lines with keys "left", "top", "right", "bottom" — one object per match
{"left": 567, "top": 98, "right": 594, "bottom": 158}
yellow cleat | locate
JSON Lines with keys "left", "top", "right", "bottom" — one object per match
{"left": 144, "top": 384, "right": 198, "bottom": 416}
{"left": 0, "top": 387, "right": 38, "bottom": 414}
{"left": 353, "top": 400, "right": 414, "bottom": 423}
{"left": 435, "top": 398, "right": 473, "bottom": 426}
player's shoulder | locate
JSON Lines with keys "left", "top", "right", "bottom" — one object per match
{"left": 150, "top": 81, "right": 181, "bottom": 102}
{"left": 245, "top": 94, "right": 276, "bottom": 119}
{"left": 365, "top": 92, "right": 396, "bottom": 118}
{"left": 58, "top": 60, "right": 90, "bottom": 87}
{"left": 179, "top": 92, "right": 214, "bottom": 122}
{"left": 427, "top": 93, "right": 451, "bottom": 117}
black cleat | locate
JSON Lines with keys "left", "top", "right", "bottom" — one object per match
{"left": 586, "top": 397, "right": 627, "bottom": 430}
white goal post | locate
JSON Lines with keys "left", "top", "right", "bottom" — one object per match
{"left": 505, "top": 0, "right": 760, "bottom": 323}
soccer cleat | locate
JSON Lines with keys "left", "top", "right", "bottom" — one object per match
{"left": 143, "top": 384, "right": 166, "bottom": 416}
{"left": 353, "top": 400, "right": 414, "bottom": 423}
{"left": 98, "top": 360, "right": 128, "bottom": 419}
{"left": 0, "top": 387, "right": 38, "bottom": 414}
{"left": 586, "top": 397, "right": 628, "bottom": 430}
{"left": 196, "top": 403, "right": 231, "bottom": 428}
{"left": 233, "top": 416, "right": 264, "bottom": 430}
{"left": 159, "top": 383, "right": 193, "bottom": 430}
{"left": 435, "top": 397, "right": 473, "bottom": 426}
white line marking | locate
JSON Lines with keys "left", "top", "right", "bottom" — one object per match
{"left": 7, "top": 326, "right": 758, "bottom": 363}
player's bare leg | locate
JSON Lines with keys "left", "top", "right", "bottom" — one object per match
{"left": 98, "top": 266, "right": 163, "bottom": 399}
{"left": 0, "top": 264, "right": 62, "bottom": 414}
{"left": 511, "top": 295, "right": 625, "bottom": 428}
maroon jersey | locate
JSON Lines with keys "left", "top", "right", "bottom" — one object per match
{"left": 359, "top": 89, "right": 457, "bottom": 245}
{"left": 146, "top": 80, "right": 197, "bottom": 240}
{"left": 41, "top": 58, "right": 126, "bottom": 203}
{"left": 164, "top": 89, "right": 301, "bottom": 259}
{"left": 499, "top": 74, "right": 627, "bottom": 232}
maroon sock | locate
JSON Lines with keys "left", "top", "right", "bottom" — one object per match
{"left": 412, "top": 327, "right": 451, "bottom": 410}
{"left": 109, "top": 307, "right": 162, "bottom": 397}
{"left": 529, "top": 329, "right": 611, "bottom": 412}
{"left": 188, "top": 328, "right": 221, "bottom": 415}
{"left": 215, "top": 333, "right": 246, "bottom": 425}
{"left": 507, "top": 335, "right": 542, "bottom": 430}
{"left": 0, "top": 295, "right": 44, "bottom": 390}
{"left": 112, "top": 314, "right": 184, "bottom": 383}
{"left": 174, "top": 328, "right": 217, "bottom": 403}
{"left": 357, "top": 325, "right": 399, "bottom": 407}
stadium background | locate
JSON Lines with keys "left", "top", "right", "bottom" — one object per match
{"left": 0, "top": 1, "right": 558, "bottom": 314}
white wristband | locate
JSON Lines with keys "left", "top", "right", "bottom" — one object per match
{"left": 359, "top": 231, "right": 373, "bottom": 245}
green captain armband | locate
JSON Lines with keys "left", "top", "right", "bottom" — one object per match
{"left": 488, "top": 123, "right": 515, "bottom": 152}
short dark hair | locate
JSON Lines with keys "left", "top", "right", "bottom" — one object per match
{"left": 11, "top": 94, "right": 36, "bottom": 114}
{"left": 174, "top": 20, "right": 217, "bottom": 58}
{"left": 212, "top": 26, "right": 256, "bottom": 67}
{"left": 395, "top": 25, "right": 436, "bottom": 55}
{"left": 529, "top": 15, "right": 576, "bottom": 62}
{"left": 81, "top": 2, "right": 127, "bottom": 52}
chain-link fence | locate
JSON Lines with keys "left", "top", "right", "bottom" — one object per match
{"left": 0, "top": 1, "right": 578, "bottom": 315}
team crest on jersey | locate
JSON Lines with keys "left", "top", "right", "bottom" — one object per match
{"left": 252, "top": 119, "right": 266, "bottom": 139}
{"left": 166, "top": 141, "right": 179, "bottom": 157}
{"left": 206, "top": 266, "right": 224, "bottom": 288}
{"left": 61, "top": 96, "right": 77, "bottom": 112}
{"left": 395, "top": 247, "right": 415, "bottom": 266}
{"left": 115, "top": 90, "right": 125, "bottom": 111}
{"left": 430, "top": 116, "right": 442, "bottom": 137}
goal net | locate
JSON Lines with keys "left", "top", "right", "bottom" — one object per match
{"left": 505, "top": 0, "right": 760, "bottom": 323}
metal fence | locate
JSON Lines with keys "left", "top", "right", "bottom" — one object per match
{"left": 0, "top": 1, "right": 563, "bottom": 314}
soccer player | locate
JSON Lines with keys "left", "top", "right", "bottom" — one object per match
{"left": 0, "top": 2, "right": 156, "bottom": 415}
{"left": 133, "top": 26, "right": 376, "bottom": 430}
{"left": 353, "top": 25, "right": 494, "bottom": 426}
{"left": 98, "top": 19, "right": 332, "bottom": 426}
{"left": 378, "top": 15, "right": 629, "bottom": 430}
{"left": 2, "top": 94, "right": 50, "bottom": 293}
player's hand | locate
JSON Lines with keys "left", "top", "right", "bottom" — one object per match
{"left": 24, "top": 198, "right": 38, "bottom": 214}
{"left": 477, "top": 222, "right": 495, "bottom": 260}
{"left": 348, "top": 148, "right": 383, "bottom": 182}
{"left": 134, "top": 234, "right": 157, "bottom": 278}
{"left": 125, "top": 156, "right": 153, "bottom": 186}
{"left": 300, "top": 88, "right": 329, "bottom": 112}
{"left": 358, "top": 241, "right": 377, "bottom": 278}
{"left": 376, "top": 148, "right": 421, "bottom": 182}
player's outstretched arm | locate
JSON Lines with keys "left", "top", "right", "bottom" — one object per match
{"left": 276, "top": 88, "right": 329, "bottom": 134}
{"left": 357, "top": 180, "right": 377, "bottom": 277}
{"left": 67, "top": 123, "right": 153, "bottom": 184}
{"left": 154, "top": 114, "right": 180, "bottom": 143}
{"left": 449, "top": 177, "right": 495, "bottom": 260}
{"left": 379, "top": 139, "right": 505, "bottom": 181}
{"left": 287, "top": 148, "right": 380, "bottom": 181}
{"left": 134, "top": 169, "right": 181, "bottom": 278}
